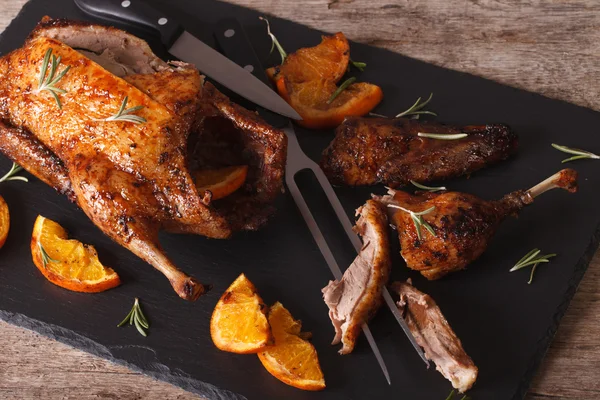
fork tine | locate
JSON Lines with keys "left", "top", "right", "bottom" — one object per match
{"left": 285, "top": 172, "right": 392, "bottom": 384}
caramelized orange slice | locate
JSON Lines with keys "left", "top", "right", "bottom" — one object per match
{"left": 0, "top": 196, "right": 9, "bottom": 249}
{"left": 267, "top": 32, "right": 382, "bottom": 129}
{"left": 31, "top": 215, "right": 120, "bottom": 293}
{"left": 195, "top": 165, "right": 248, "bottom": 201}
{"left": 210, "top": 273, "right": 273, "bottom": 354}
{"left": 258, "top": 302, "right": 326, "bottom": 391}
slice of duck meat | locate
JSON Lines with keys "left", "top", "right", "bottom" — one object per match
{"left": 322, "top": 200, "right": 391, "bottom": 354}
{"left": 320, "top": 117, "right": 518, "bottom": 188}
{"left": 392, "top": 280, "right": 478, "bottom": 393}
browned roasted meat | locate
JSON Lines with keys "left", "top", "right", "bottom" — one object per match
{"left": 392, "top": 280, "right": 478, "bottom": 393}
{"left": 320, "top": 117, "right": 518, "bottom": 187}
{"left": 322, "top": 200, "right": 391, "bottom": 354}
{"left": 376, "top": 169, "right": 577, "bottom": 280}
{"left": 0, "top": 18, "right": 286, "bottom": 300}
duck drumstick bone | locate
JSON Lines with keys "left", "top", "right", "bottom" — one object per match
{"left": 377, "top": 169, "right": 578, "bottom": 280}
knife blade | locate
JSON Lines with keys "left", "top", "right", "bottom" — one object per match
{"left": 213, "top": 18, "right": 431, "bottom": 370}
{"left": 73, "top": 0, "right": 301, "bottom": 120}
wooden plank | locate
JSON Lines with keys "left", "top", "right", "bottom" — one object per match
{"left": 1, "top": 0, "right": 599, "bottom": 398}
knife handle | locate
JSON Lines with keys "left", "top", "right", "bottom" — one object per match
{"left": 214, "top": 18, "right": 271, "bottom": 86}
{"left": 74, "top": 0, "right": 183, "bottom": 47}
{"left": 214, "top": 18, "right": 289, "bottom": 128}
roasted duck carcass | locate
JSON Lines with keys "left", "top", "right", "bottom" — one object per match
{"left": 0, "top": 19, "right": 287, "bottom": 300}
{"left": 322, "top": 200, "right": 391, "bottom": 354}
{"left": 376, "top": 169, "right": 577, "bottom": 279}
{"left": 392, "top": 280, "right": 478, "bottom": 393}
{"left": 321, "top": 117, "right": 517, "bottom": 187}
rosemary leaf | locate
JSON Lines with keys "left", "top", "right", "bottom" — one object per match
{"left": 410, "top": 180, "right": 447, "bottom": 192}
{"left": 135, "top": 312, "right": 149, "bottom": 329}
{"left": 0, "top": 163, "right": 28, "bottom": 183}
{"left": 552, "top": 143, "right": 600, "bottom": 163}
{"left": 116, "top": 308, "right": 135, "bottom": 327}
{"left": 38, "top": 242, "right": 58, "bottom": 269}
{"left": 134, "top": 317, "right": 147, "bottom": 337}
{"left": 445, "top": 389, "right": 470, "bottom": 400}
{"left": 418, "top": 132, "right": 468, "bottom": 140}
{"left": 38, "top": 49, "right": 52, "bottom": 88}
{"left": 423, "top": 220, "right": 436, "bottom": 236}
{"left": 350, "top": 59, "right": 367, "bottom": 71}
{"left": 327, "top": 77, "right": 356, "bottom": 104}
{"left": 259, "top": 17, "right": 287, "bottom": 64}
{"left": 528, "top": 263, "right": 539, "bottom": 284}
{"left": 412, "top": 205, "right": 436, "bottom": 216}
{"left": 410, "top": 213, "right": 423, "bottom": 240}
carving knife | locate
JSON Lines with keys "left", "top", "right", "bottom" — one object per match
{"left": 73, "top": 0, "right": 302, "bottom": 120}
{"left": 212, "top": 18, "right": 430, "bottom": 382}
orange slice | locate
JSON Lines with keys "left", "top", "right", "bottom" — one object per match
{"left": 210, "top": 273, "right": 273, "bottom": 354}
{"left": 31, "top": 215, "right": 120, "bottom": 293}
{"left": 258, "top": 302, "right": 325, "bottom": 391}
{"left": 267, "top": 32, "right": 383, "bottom": 130}
{"left": 0, "top": 196, "right": 9, "bottom": 249}
{"left": 195, "top": 165, "right": 248, "bottom": 201}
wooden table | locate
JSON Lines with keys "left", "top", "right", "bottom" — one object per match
{"left": 1, "top": 0, "right": 599, "bottom": 398}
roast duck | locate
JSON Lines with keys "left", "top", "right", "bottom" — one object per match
{"left": 0, "top": 18, "right": 287, "bottom": 301}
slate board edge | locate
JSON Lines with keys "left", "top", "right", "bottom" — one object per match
{"left": 511, "top": 223, "right": 600, "bottom": 400}
{"left": 1, "top": 1, "right": 599, "bottom": 399}
{"left": 0, "top": 310, "right": 246, "bottom": 400}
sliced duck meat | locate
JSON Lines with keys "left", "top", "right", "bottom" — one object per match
{"left": 322, "top": 200, "right": 391, "bottom": 354}
{"left": 392, "top": 280, "right": 478, "bottom": 393}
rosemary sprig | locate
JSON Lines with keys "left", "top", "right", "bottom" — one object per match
{"left": 350, "top": 59, "right": 367, "bottom": 72}
{"left": 387, "top": 204, "right": 436, "bottom": 241}
{"left": 327, "top": 77, "right": 356, "bottom": 104}
{"left": 410, "top": 180, "right": 447, "bottom": 192}
{"left": 510, "top": 248, "right": 556, "bottom": 284}
{"left": 396, "top": 93, "right": 437, "bottom": 119}
{"left": 369, "top": 93, "right": 437, "bottom": 119}
{"left": 0, "top": 163, "right": 28, "bottom": 183}
{"left": 38, "top": 242, "right": 58, "bottom": 269}
{"left": 445, "top": 389, "right": 470, "bottom": 400}
{"left": 259, "top": 17, "right": 287, "bottom": 64}
{"left": 100, "top": 96, "right": 146, "bottom": 124}
{"left": 36, "top": 48, "right": 71, "bottom": 109}
{"left": 418, "top": 132, "right": 468, "bottom": 140}
{"left": 117, "top": 297, "right": 150, "bottom": 337}
{"left": 551, "top": 143, "right": 600, "bottom": 163}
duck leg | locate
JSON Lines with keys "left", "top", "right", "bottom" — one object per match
{"left": 378, "top": 169, "right": 578, "bottom": 280}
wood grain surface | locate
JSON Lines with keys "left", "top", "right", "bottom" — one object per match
{"left": 1, "top": 0, "right": 600, "bottom": 398}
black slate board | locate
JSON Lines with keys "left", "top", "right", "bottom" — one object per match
{"left": 1, "top": 1, "right": 599, "bottom": 399}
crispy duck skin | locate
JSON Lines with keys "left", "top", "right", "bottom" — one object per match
{"left": 0, "top": 18, "right": 286, "bottom": 300}
{"left": 392, "top": 280, "right": 478, "bottom": 393}
{"left": 376, "top": 169, "right": 577, "bottom": 279}
{"left": 322, "top": 200, "right": 391, "bottom": 354}
{"left": 320, "top": 117, "right": 518, "bottom": 187}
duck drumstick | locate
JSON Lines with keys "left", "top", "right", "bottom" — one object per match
{"left": 376, "top": 169, "right": 578, "bottom": 280}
